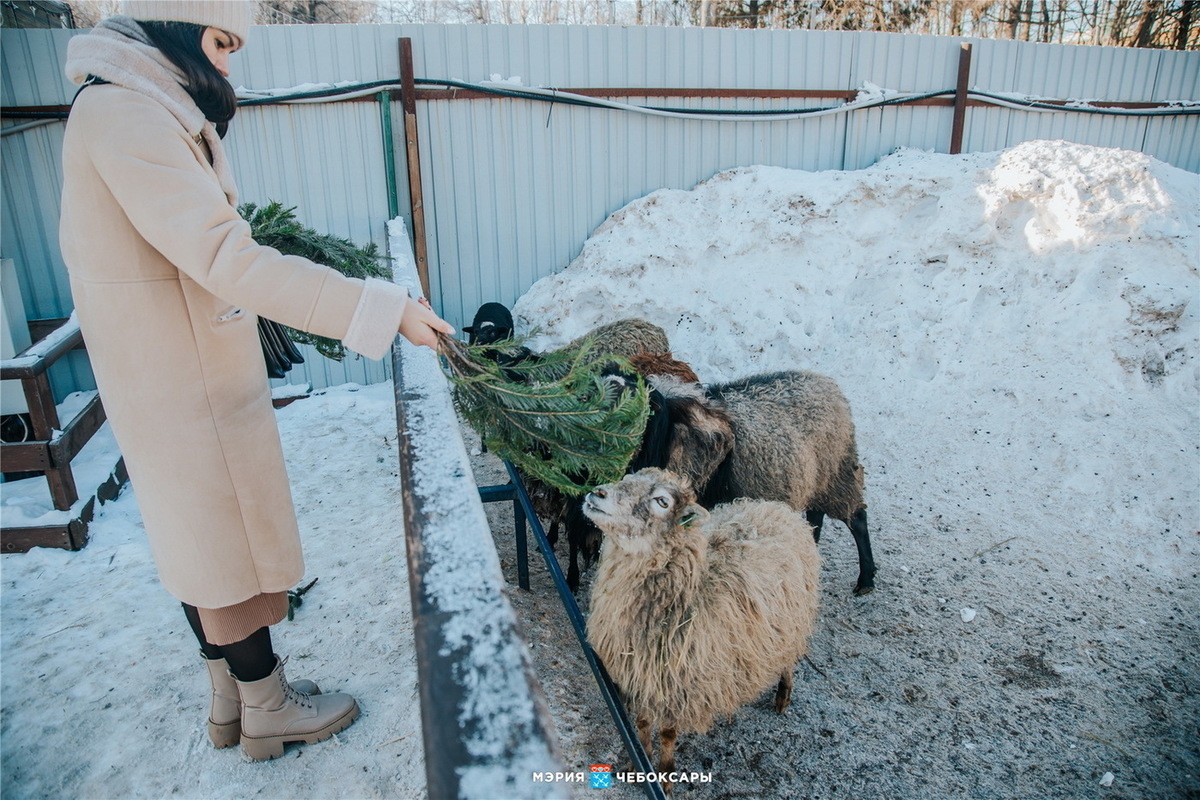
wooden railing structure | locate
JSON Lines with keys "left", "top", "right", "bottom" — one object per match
{"left": 390, "top": 223, "right": 568, "bottom": 798}
{"left": 390, "top": 216, "right": 667, "bottom": 798}
{"left": 0, "top": 316, "right": 125, "bottom": 552}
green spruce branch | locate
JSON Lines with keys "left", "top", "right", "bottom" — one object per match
{"left": 239, "top": 201, "right": 391, "bottom": 361}
{"left": 439, "top": 333, "right": 650, "bottom": 496}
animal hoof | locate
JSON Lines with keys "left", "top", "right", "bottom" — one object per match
{"left": 853, "top": 583, "right": 875, "bottom": 596}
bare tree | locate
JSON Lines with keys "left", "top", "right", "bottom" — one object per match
{"left": 709, "top": 0, "right": 776, "bottom": 28}
{"left": 1133, "top": 0, "right": 1162, "bottom": 42}
{"left": 64, "top": 0, "right": 118, "bottom": 28}
{"left": 256, "top": 0, "right": 375, "bottom": 24}
{"left": 62, "top": 0, "right": 1197, "bottom": 47}
{"left": 1174, "top": 0, "right": 1196, "bottom": 46}
{"left": 372, "top": 1, "right": 466, "bottom": 23}
{"left": 1104, "top": 0, "right": 1143, "bottom": 44}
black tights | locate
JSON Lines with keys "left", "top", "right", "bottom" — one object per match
{"left": 182, "top": 603, "right": 276, "bottom": 682}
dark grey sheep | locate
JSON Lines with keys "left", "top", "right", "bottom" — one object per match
{"left": 651, "top": 371, "right": 876, "bottom": 595}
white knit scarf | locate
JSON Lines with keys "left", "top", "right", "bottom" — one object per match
{"left": 64, "top": 15, "right": 238, "bottom": 204}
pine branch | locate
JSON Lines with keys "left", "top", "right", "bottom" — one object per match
{"left": 239, "top": 201, "right": 391, "bottom": 360}
{"left": 438, "top": 333, "right": 650, "bottom": 496}
{"left": 286, "top": 576, "right": 319, "bottom": 621}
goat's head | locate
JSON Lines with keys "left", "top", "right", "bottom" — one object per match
{"left": 646, "top": 375, "right": 735, "bottom": 488}
{"left": 463, "top": 302, "right": 514, "bottom": 346}
{"left": 583, "top": 468, "right": 709, "bottom": 553}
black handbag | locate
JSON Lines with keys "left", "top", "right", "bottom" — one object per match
{"left": 258, "top": 317, "right": 305, "bottom": 379}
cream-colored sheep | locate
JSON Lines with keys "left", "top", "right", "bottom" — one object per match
{"left": 584, "top": 468, "right": 821, "bottom": 790}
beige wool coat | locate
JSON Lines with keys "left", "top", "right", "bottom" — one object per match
{"left": 60, "top": 85, "right": 408, "bottom": 609}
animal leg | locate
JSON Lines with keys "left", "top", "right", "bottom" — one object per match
{"left": 805, "top": 509, "right": 825, "bottom": 543}
{"left": 564, "top": 502, "right": 600, "bottom": 593}
{"left": 566, "top": 538, "right": 580, "bottom": 593}
{"left": 636, "top": 714, "right": 655, "bottom": 766}
{"left": 658, "top": 727, "right": 678, "bottom": 795}
{"left": 582, "top": 521, "right": 603, "bottom": 569}
{"left": 774, "top": 669, "right": 794, "bottom": 712}
{"left": 847, "top": 507, "right": 876, "bottom": 595}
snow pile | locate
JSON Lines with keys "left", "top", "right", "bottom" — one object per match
{"left": 515, "top": 140, "right": 1198, "bottom": 576}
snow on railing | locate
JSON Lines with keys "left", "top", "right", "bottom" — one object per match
{"left": 0, "top": 312, "right": 81, "bottom": 377}
{"left": 389, "top": 218, "right": 567, "bottom": 799}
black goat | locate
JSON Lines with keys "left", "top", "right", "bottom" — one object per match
{"left": 463, "top": 302, "right": 514, "bottom": 345}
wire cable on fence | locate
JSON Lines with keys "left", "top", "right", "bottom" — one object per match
{"left": 229, "top": 77, "right": 1200, "bottom": 119}
{"left": 0, "top": 118, "right": 60, "bottom": 135}
{"left": 6, "top": 77, "right": 1196, "bottom": 132}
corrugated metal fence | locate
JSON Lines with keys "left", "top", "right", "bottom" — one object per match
{"left": 3, "top": 23, "right": 1197, "bottom": 396}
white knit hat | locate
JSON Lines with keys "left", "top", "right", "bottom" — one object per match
{"left": 121, "top": 1, "right": 252, "bottom": 42}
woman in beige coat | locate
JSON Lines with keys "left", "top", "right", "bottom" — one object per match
{"left": 59, "top": 1, "right": 452, "bottom": 761}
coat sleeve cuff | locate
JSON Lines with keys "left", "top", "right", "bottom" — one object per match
{"left": 341, "top": 278, "right": 409, "bottom": 360}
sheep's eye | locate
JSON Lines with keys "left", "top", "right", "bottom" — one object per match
{"left": 654, "top": 496, "right": 670, "bottom": 509}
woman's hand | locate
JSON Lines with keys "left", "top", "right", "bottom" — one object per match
{"left": 398, "top": 296, "right": 455, "bottom": 349}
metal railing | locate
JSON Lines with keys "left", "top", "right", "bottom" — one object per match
{"left": 392, "top": 213, "right": 664, "bottom": 798}
{"left": 479, "top": 465, "right": 669, "bottom": 800}
{"left": 392, "top": 224, "right": 566, "bottom": 799}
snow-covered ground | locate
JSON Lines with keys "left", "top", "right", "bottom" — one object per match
{"left": 507, "top": 138, "right": 1199, "bottom": 799}
{"left": 1, "top": 139, "right": 1196, "bottom": 798}
{"left": 1, "top": 383, "right": 426, "bottom": 799}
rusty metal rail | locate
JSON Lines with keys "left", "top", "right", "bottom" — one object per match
{"left": 391, "top": 226, "right": 566, "bottom": 799}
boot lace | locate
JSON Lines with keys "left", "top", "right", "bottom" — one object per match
{"left": 277, "top": 657, "right": 314, "bottom": 709}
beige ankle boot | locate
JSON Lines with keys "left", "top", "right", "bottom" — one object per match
{"left": 202, "top": 655, "right": 321, "bottom": 748}
{"left": 236, "top": 656, "right": 359, "bottom": 761}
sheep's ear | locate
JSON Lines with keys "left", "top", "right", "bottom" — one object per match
{"left": 678, "top": 503, "right": 709, "bottom": 529}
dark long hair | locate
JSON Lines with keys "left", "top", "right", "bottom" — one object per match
{"left": 139, "top": 20, "right": 237, "bottom": 137}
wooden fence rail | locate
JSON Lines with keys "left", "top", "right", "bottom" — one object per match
{"left": 391, "top": 220, "right": 567, "bottom": 799}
